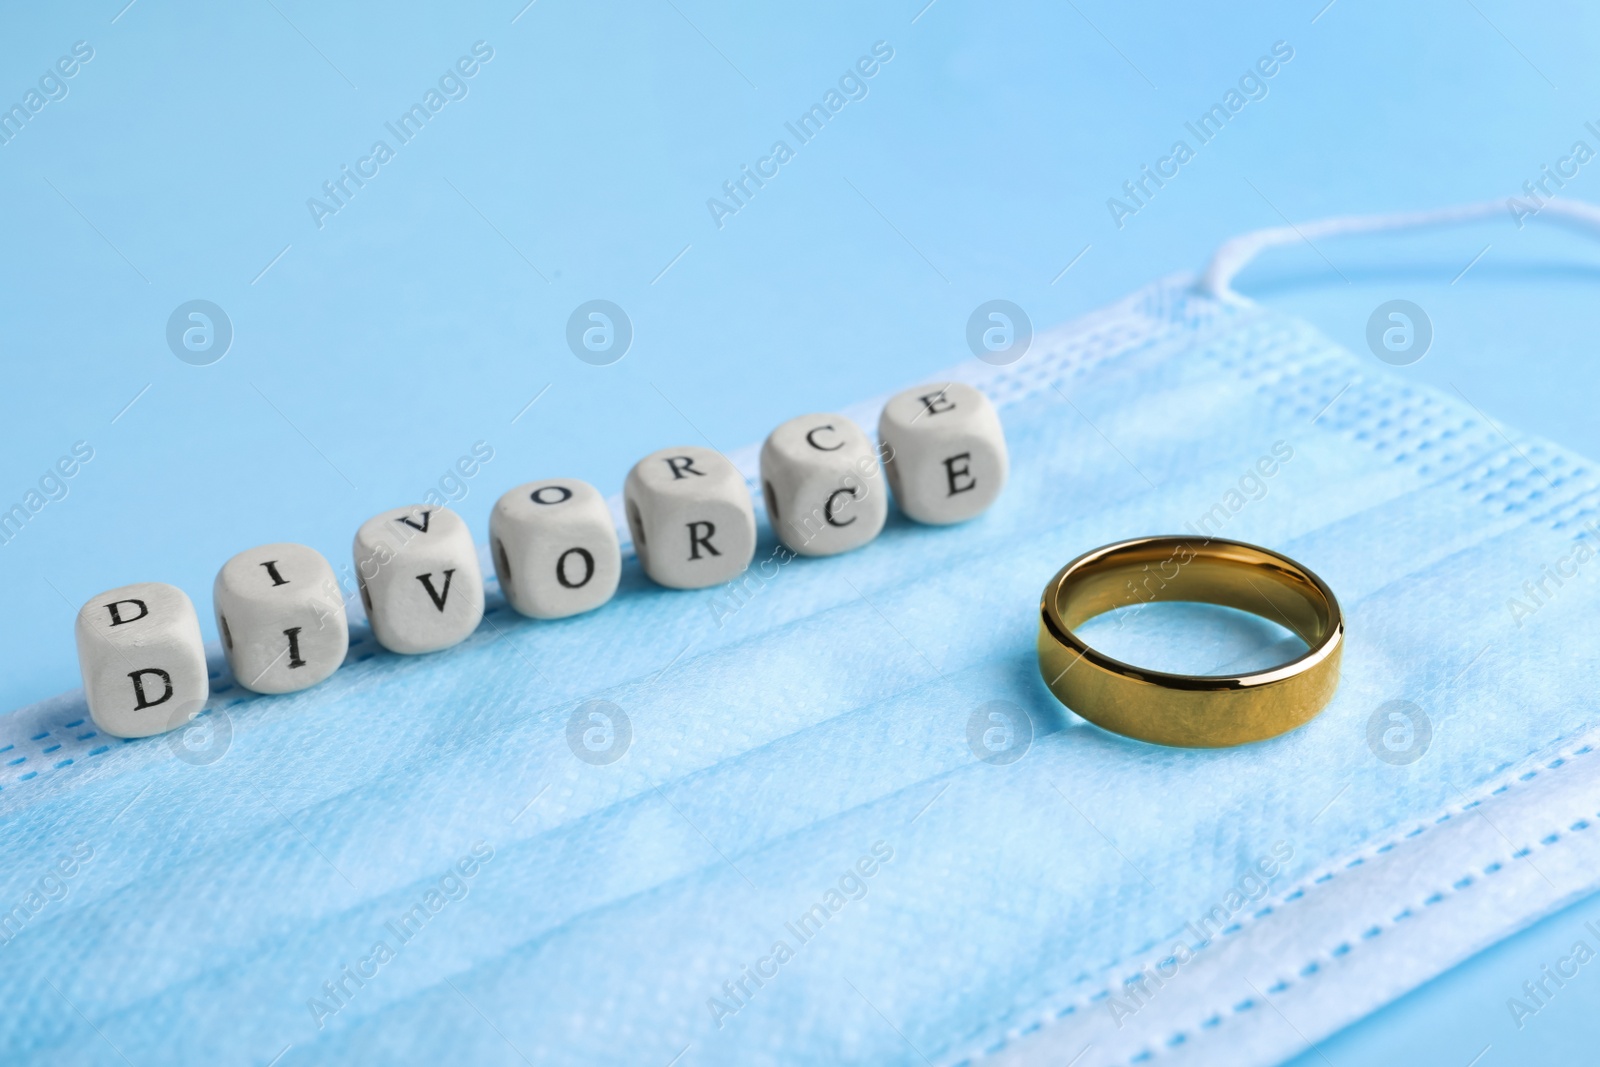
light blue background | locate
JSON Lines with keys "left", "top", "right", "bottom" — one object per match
{"left": 2, "top": 0, "right": 1597, "bottom": 1062}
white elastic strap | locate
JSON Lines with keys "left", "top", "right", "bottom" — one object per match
{"left": 1198, "top": 198, "right": 1600, "bottom": 302}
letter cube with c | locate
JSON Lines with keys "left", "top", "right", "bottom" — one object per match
{"left": 759, "top": 413, "right": 887, "bottom": 556}
{"left": 624, "top": 446, "right": 755, "bottom": 589}
{"left": 214, "top": 543, "right": 348, "bottom": 694}
{"left": 878, "top": 382, "right": 1008, "bottom": 525}
{"left": 75, "top": 582, "right": 208, "bottom": 738}
{"left": 353, "top": 505, "right": 484, "bottom": 654}
{"left": 490, "top": 478, "right": 621, "bottom": 619}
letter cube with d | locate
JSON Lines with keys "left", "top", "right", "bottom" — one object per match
{"left": 75, "top": 582, "right": 208, "bottom": 738}
{"left": 214, "top": 543, "right": 348, "bottom": 694}
{"left": 760, "top": 413, "right": 887, "bottom": 556}
{"left": 353, "top": 505, "right": 484, "bottom": 654}
{"left": 878, "top": 382, "right": 1008, "bottom": 525}
{"left": 624, "top": 446, "right": 755, "bottom": 589}
{"left": 490, "top": 478, "right": 621, "bottom": 619}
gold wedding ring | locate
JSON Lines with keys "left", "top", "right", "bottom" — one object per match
{"left": 1037, "top": 536, "right": 1342, "bottom": 747}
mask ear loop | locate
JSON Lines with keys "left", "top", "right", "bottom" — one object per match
{"left": 1197, "top": 198, "right": 1600, "bottom": 304}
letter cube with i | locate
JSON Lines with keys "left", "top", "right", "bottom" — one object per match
{"left": 878, "top": 382, "right": 1009, "bottom": 524}
{"left": 214, "top": 543, "right": 348, "bottom": 694}
{"left": 624, "top": 446, "right": 756, "bottom": 589}
{"left": 759, "top": 413, "right": 887, "bottom": 556}
{"left": 75, "top": 582, "right": 208, "bottom": 738}
{"left": 353, "top": 505, "right": 484, "bottom": 654}
{"left": 490, "top": 478, "right": 621, "bottom": 619}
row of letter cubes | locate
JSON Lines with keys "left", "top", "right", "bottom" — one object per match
{"left": 75, "top": 384, "right": 1006, "bottom": 739}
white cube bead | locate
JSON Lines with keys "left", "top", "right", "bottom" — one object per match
{"left": 624, "top": 446, "right": 756, "bottom": 590}
{"left": 353, "top": 505, "right": 484, "bottom": 654}
{"left": 490, "top": 479, "right": 621, "bottom": 619}
{"left": 879, "top": 382, "right": 1008, "bottom": 525}
{"left": 75, "top": 582, "right": 208, "bottom": 739}
{"left": 759, "top": 413, "right": 887, "bottom": 556}
{"left": 213, "top": 543, "right": 348, "bottom": 694}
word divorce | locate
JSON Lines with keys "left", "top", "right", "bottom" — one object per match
{"left": 307, "top": 42, "right": 495, "bottom": 229}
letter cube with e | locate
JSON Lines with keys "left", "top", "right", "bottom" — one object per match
{"left": 490, "top": 479, "right": 621, "bottom": 619}
{"left": 624, "top": 446, "right": 756, "bottom": 589}
{"left": 353, "top": 505, "right": 484, "bottom": 654}
{"left": 879, "top": 382, "right": 1008, "bottom": 525}
{"left": 75, "top": 582, "right": 208, "bottom": 738}
{"left": 759, "top": 413, "right": 887, "bottom": 556}
{"left": 214, "top": 543, "right": 348, "bottom": 694}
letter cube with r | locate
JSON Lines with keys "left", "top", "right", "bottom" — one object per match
{"left": 625, "top": 446, "right": 756, "bottom": 589}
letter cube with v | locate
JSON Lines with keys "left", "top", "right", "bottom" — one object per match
{"left": 760, "top": 413, "right": 887, "bottom": 556}
{"left": 624, "top": 446, "right": 756, "bottom": 589}
{"left": 490, "top": 479, "right": 621, "bottom": 619}
{"left": 354, "top": 506, "right": 484, "bottom": 654}
{"left": 878, "top": 382, "right": 1009, "bottom": 524}
{"left": 75, "top": 582, "right": 208, "bottom": 738}
{"left": 214, "top": 543, "right": 348, "bottom": 694}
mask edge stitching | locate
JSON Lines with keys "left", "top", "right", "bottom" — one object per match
{"left": 948, "top": 733, "right": 1600, "bottom": 1067}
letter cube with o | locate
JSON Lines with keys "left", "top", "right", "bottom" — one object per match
{"left": 624, "top": 446, "right": 756, "bottom": 589}
{"left": 353, "top": 505, "right": 484, "bottom": 654}
{"left": 214, "top": 543, "right": 348, "bottom": 694}
{"left": 759, "top": 413, "right": 887, "bottom": 556}
{"left": 490, "top": 479, "right": 621, "bottom": 619}
{"left": 75, "top": 582, "right": 208, "bottom": 738}
{"left": 878, "top": 382, "right": 1008, "bottom": 525}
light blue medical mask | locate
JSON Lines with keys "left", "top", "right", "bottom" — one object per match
{"left": 4, "top": 204, "right": 1600, "bottom": 1067}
